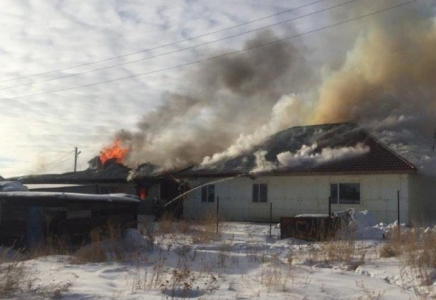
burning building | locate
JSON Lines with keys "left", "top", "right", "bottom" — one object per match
{"left": 10, "top": 139, "right": 135, "bottom": 195}
{"left": 7, "top": 139, "right": 180, "bottom": 217}
{"left": 176, "top": 123, "right": 436, "bottom": 225}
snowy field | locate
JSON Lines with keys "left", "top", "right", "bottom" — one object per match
{"left": 2, "top": 214, "right": 436, "bottom": 300}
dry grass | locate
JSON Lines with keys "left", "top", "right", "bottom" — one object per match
{"left": 325, "top": 239, "right": 367, "bottom": 271}
{"left": 157, "top": 213, "right": 175, "bottom": 235}
{"left": 72, "top": 222, "right": 125, "bottom": 264}
{"left": 379, "top": 244, "right": 398, "bottom": 258}
{"left": 287, "top": 236, "right": 368, "bottom": 270}
{"left": 192, "top": 212, "right": 220, "bottom": 244}
{"left": 177, "top": 219, "right": 191, "bottom": 233}
{"left": 260, "top": 253, "right": 291, "bottom": 293}
{"left": 0, "top": 248, "right": 72, "bottom": 299}
{"left": 0, "top": 261, "right": 29, "bottom": 296}
{"left": 356, "top": 281, "right": 385, "bottom": 300}
{"left": 380, "top": 227, "right": 436, "bottom": 289}
{"left": 128, "top": 249, "right": 219, "bottom": 299}
{"left": 27, "top": 236, "right": 71, "bottom": 259}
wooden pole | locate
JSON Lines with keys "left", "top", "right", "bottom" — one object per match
{"left": 397, "top": 190, "right": 400, "bottom": 227}
{"left": 269, "top": 202, "right": 272, "bottom": 238}
{"left": 328, "top": 197, "right": 332, "bottom": 217}
{"left": 74, "top": 147, "right": 78, "bottom": 172}
{"left": 216, "top": 196, "right": 220, "bottom": 234}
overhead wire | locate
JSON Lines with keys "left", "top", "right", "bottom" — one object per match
{"left": 40, "top": 150, "right": 75, "bottom": 169}
{"left": 0, "top": 0, "right": 417, "bottom": 102}
{"left": 7, "top": 150, "right": 75, "bottom": 177}
{"left": 0, "top": 0, "right": 330, "bottom": 84}
{"left": 0, "top": 0, "right": 359, "bottom": 91}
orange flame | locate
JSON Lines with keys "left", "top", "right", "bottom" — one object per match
{"left": 100, "top": 139, "right": 129, "bottom": 165}
{"left": 139, "top": 188, "right": 147, "bottom": 200}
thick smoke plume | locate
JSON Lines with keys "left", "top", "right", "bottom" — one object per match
{"left": 311, "top": 10, "right": 436, "bottom": 172}
{"left": 114, "top": 6, "right": 436, "bottom": 173}
{"left": 200, "top": 8, "right": 436, "bottom": 173}
{"left": 117, "top": 30, "right": 309, "bottom": 169}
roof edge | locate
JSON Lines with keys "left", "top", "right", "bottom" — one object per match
{"left": 175, "top": 169, "right": 417, "bottom": 178}
{"left": 358, "top": 128, "right": 417, "bottom": 171}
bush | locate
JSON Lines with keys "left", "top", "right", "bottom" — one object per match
{"left": 379, "top": 244, "right": 399, "bottom": 258}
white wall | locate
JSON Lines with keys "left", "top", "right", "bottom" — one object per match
{"left": 183, "top": 174, "right": 410, "bottom": 224}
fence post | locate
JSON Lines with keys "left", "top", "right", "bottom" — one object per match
{"left": 269, "top": 202, "right": 273, "bottom": 238}
{"left": 328, "top": 197, "right": 332, "bottom": 217}
{"left": 397, "top": 190, "right": 400, "bottom": 227}
{"left": 216, "top": 196, "right": 220, "bottom": 234}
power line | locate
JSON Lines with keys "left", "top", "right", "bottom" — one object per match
{"left": 0, "top": 0, "right": 357, "bottom": 91}
{"left": 42, "top": 150, "right": 75, "bottom": 169}
{"left": 0, "top": 0, "right": 418, "bottom": 102}
{"left": 9, "top": 150, "right": 75, "bottom": 176}
{"left": 0, "top": 0, "right": 329, "bottom": 84}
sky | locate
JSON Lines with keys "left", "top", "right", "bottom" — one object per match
{"left": 0, "top": 0, "right": 433, "bottom": 177}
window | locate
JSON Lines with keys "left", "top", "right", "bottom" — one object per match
{"left": 330, "top": 183, "right": 360, "bottom": 204}
{"left": 201, "top": 184, "right": 215, "bottom": 202}
{"left": 252, "top": 184, "right": 268, "bottom": 203}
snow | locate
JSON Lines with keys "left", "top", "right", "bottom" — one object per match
{"left": 2, "top": 216, "right": 433, "bottom": 300}
{"left": 0, "top": 181, "right": 28, "bottom": 191}
{"left": 24, "top": 184, "right": 90, "bottom": 189}
{"left": 2, "top": 210, "right": 436, "bottom": 299}
{"left": 0, "top": 191, "right": 139, "bottom": 203}
{"left": 295, "top": 213, "right": 329, "bottom": 217}
{"left": 338, "top": 209, "right": 386, "bottom": 240}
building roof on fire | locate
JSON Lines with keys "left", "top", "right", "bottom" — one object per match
{"left": 8, "top": 159, "right": 170, "bottom": 185}
{"left": 177, "top": 122, "right": 417, "bottom": 177}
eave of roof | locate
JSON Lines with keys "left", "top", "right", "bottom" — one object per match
{"left": 175, "top": 169, "right": 417, "bottom": 178}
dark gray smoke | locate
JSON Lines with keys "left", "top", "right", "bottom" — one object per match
{"left": 116, "top": 30, "right": 308, "bottom": 169}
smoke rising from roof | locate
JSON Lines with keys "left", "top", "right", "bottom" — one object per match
{"left": 311, "top": 10, "right": 436, "bottom": 172}
{"left": 250, "top": 143, "right": 370, "bottom": 174}
{"left": 277, "top": 143, "right": 370, "bottom": 168}
{"left": 117, "top": 30, "right": 309, "bottom": 169}
{"left": 114, "top": 6, "right": 436, "bottom": 173}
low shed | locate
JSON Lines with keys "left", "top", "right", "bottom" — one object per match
{"left": 0, "top": 192, "right": 139, "bottom": 247}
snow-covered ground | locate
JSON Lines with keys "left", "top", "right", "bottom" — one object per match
{"left": 3, "top": 215, "right": 436, "bottom": 300}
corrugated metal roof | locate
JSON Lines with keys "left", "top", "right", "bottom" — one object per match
{"left": 178, "top": 123, "right": 417, "bottom": 177}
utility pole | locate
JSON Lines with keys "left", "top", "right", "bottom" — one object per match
{"left": 74, "top": 147, "right": 81, "bottom": 172}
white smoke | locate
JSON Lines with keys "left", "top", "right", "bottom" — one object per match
{"left": 199, "top": 94, "right": 309, "bottom": 168}
{"left": 250, "top": 143, "right": 370, "bottom": 174}
{"left": 251, "top": 150, "right": 276, "bottom": 174}
{"left": 277, "top": 143, "right": 370, "bottom": 167}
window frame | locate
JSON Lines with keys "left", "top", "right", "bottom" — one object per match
{"left": 330, "top": 183, "right": 360, "bottom": 204}
{"left": 252, "top": 183, "right": 268, "bottom": 203}
{"left": 201, "top": 184, "right": 215, "bottom": 203}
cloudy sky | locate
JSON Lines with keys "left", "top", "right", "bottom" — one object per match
{"left": 0, "top": 0, "right": 433, "bottom": 177}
